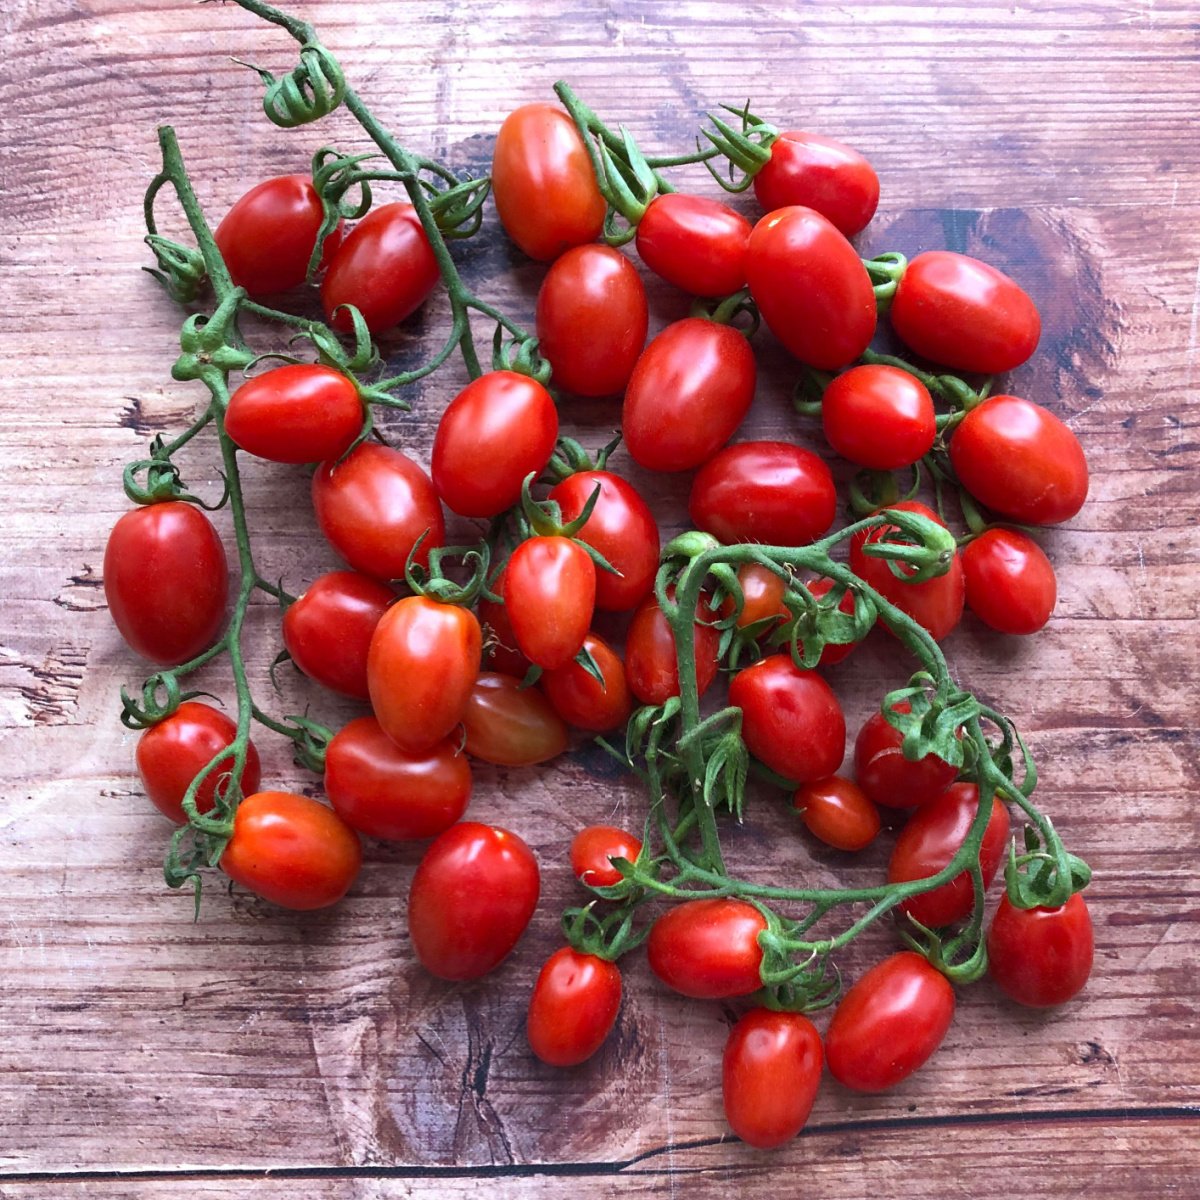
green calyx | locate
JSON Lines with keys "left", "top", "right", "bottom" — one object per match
{"left": 863, "top": 251, "right": 908, "bottom": 311}
{"left": 404, "top": 540, "right": 492, "bottom": 607}
{"left": 492, "top": 328, "right": 552, "bottom": 387}
{"left": 234, "top": 40, "right": 347, "bottom": 128}
{"left": 699, "top": 102, "right": 778, "bottom": 192}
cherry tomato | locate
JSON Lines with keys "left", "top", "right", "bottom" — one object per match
{"left": 367, "top": 596, "right": 481, "bottom": 755}
{"left": 825, "top": 952, "right": 955, "bottom": 1093}
{"left": 849, "top": 500, "right": 964, "bottom": 641}
{"left": 214, "top": 174, "right": 342, "bottom": 298}
{"left": 988, "top": 893, "right": 1094, "bottom": 1007}
{"left": 729, "top": 655, "right": 845, "bottom": 783}
{"left": 505, "top": 537, "right": 596, "bottom": 670}
{"left": 408, "top": 822, "right": 540, "bottom": 980}
{"left": 104, "top": 502, "right": 228, "bottom": 666}
{"left": 635, "top": 193, "right": 751, "bottom": 297}
{"left": 890, "top": 251, "right": 1040, "bottom": 374}
{"left": 688, "top": 441, "right": 836, "bottom": 547}
{"left": 492, "top": 103, "right": 606, "bottom": 261}
{"left": 312, "top": 443, "right": 444, "bottom": 580}
{"left": 461, "top": 672, "right": 569, "bottom": 767}
{"left": 722, "top": 1009, "right": 823, "bottom": 1150}
{"left": 548, "top": 471, "right": 659, "bottom": 612}
{"left": 622, "top": 318, "right": 756, "bottom": 472}
{"left": 570, "top": 825, "right": 643, "bottom": 889}
{"left": 527, "top": 947, "right": 623, "bottom": 1067}
{"left": 854, "top": 701, "right": 958, "bottom": 810}
{"left": 625, "top": 592, "right": 721, "bottom": 706}
{"left": 477, "top": 567, "right": 531, "bottom": 678}
{"left": 281, "top": 570, "right": 393, "bottom": 699}
{"left": 541, "top": 633, "right": 632, "bottom": 732}
{"left": 136, "top": 701, "right": 261, "bottom": 824}
{"left": 220, "top": 791, "right": 362, "bottom": 911}
{"left": 324, "top": 715, "right": 470, "bottom": 841}
{"left": 889, "top": 783, "right": 1010, "bottom": 928}
{"left": 745, "top": 206, "right": 876, "bottom": 370}
{"left": 949, "top": 395, "right": 1089, "bottom": 525}
{"left": 803, "top": 576, "right": 861, "bottom": 668}
{"left": 431, "top": 371, "right": 559, "bottom": 517}
{"left": 821, "top": 365, "right": 937, "bottom": 470}
{"left": 962, "top": 528, "right": 1057, "bottom": 635}
{"left": 535, "top": 245, "right": 648, "bottom": 396}
{"left": 320, "top": 202, "right": 438, "bottom": 334}
{"left": 753, "top": 132, "right": 879, "bottom": 238}
{"left": 793, "top": 775, "right": 880, "bottom": 851}
{"left": 721, "top": 563, "right": 789, "bottom": 633}
{"left": 648, "top": 898, "right": 766, "bottom": 999}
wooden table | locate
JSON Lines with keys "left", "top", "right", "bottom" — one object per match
{"left": 3, "top": 1, "right": 1197, "bottom": 1196}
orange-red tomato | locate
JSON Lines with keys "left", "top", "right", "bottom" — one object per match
{"left": 794, "top": 775, "right": 880, "bottom": 851}
{"left": 527, "top": 947, "right": 623, "bottom": 1067}
{"left": 541, "top": 633, "right": 632, "bottom": 732}
{"left": 647, "top": 898, "right": 766, "bottom": 999}
{"left": 569, "top": 825, "right": 643, "bottom": 889}
{"left": 461, "top": 673, "right": 569, "bottom": 767}
{"left": 624, "top": 592, "right": 721, "bottom": 706}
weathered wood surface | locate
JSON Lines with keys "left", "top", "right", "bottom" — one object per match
{"left": 1, "top": 0, "right": 1198, "bottom": 1196}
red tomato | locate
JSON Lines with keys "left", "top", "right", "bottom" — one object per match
{"left": 949, "top": 396, "right": 1089, "bottom": 525}
{"left": 821, "top": 365, "right": 937, "bottom": 470}
{"left": 541, "top": 633, "right": 632, "bottom": 732}
{"left": 889, "top": 783, "right": 1010, "bottom": 928}
{"left": 853, "top": 701, "right": 958, "bottom": 811}
{"left": 548, "top": 471, "right": 659, "bottom": 611}
{"left": 492, "top": 103, "right": 606, "bottom": 261}
{"left": 461, "top": 672, "right": 569, "bottom": 767}
{"left": 648, "top": 898, "right": 766, "bottom": 998}
{"left": 625, "top": 592, "right": 721, "bottom": 706}
{"left": 722, "top": 1009, "right": 823, "bottom": 1149}
{"left": 720, "top": 563, "right": 789, "bottom": 632}
{"left": 527, "top": 947, "right": 623, "bottom": 1067}
{"left": 622, "top": 318, "right": 756, "bottom": 472}
{"left": 214, "top": 174, "right": 342, "bottom": 297}
{"left": 136, "top": 701, "right": 261, "bottom": 824}
{"left": 793, "top": 775, "right": 880, "bottom": 851}
{"left": 849, "top": 500, "right": 964, "bottom": 641}
{"left": 988, "top": 893, "right": 1094, "bottom": 1007}
{"left": 890, "top": 251, "right": 1040, "bottom": 374}
{"left": 535, "top": 245, "right": 648, "bottom": 396}
{"left": 688, "top": 441, "right": 836, "bottom": 547}
{"left": 367, "top": 596, "right": 481, "bottom": 755}
{"left": 431, "top": 372, "right": 559, "bottom": 517}
{"left": 729, "top": 655, "right": 846, "bottom": 783}
{"left": 320, "top": 202, "right": 438, "bottom": 334}
{"left": 803, "top": 576, "right": 861, "bottom": 668}
{"left": 408, "top": 822, "right": 540, "bottom": 980}
{"left": 312, "top": 443, "right": 444, "bottom": 580}
{"left": 104, "top": 502, "right": 228, "bottom": 666}
{"left": 281, "top": 570, "right": 393, "bottom": 699}
{"left": 570, "top": 825, "right": 643, "bottom": 888}
{"left": 825, "top": 952, "right": 955, "bottom": 1092}
{"left": 220, "top": 791, "right": 362, "bottom": 911}
{"left": 324, "top": 715, "right": 470, "bottom": 841}
{"left": 477, "top": 567, "right": 531, "bottom": 678}
{"left": 962, "top": 528, "right": 1057, "bottom": 635}
{"left": 753, "top": 132, "right": 879, "bottom": 238}
{"left": 745, "top": 206, "right": 876, "bottom": 370}
{"left": 635, "top": 193, "right": 751, "bottom": 297}
{"left": 504, "top": 537, "right": 596, "bottom": 670}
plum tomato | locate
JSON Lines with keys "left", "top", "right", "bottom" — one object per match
{"left": 821, "top": 364, "right": 937, "bottom": 470}
{"left": 570, "top": 825, "right": 643, "bottom": 889}
{"left": 987, "top": 893, "right": 1094, "bottom": 1007}
{"left": 853, "top": 701, "right": 958, "bottom": 810}
{"left": 962, "top": 528, "right": 1057, "bottom": 635}
{"left": 624, "top": 591, "right": 721, "bottom": 706}
{"left": 541, "top": 633, "right": 632, "bottom": 732}
{"left": 647, "top": 898, "right": 766, "bottom": 999}
{"left": 635, "top": 192, "right": 751, "bottom": 297}
{"left": 720, "top": 563, "right": 789, "bottom": 633}
{"left": 793, "top": 775, "right": 880, "bottom": 852}
{"left": 504, "top": 537, "right": 596, "bottom": 670}
{"left": 527, "top": 947, "right": 623, "bottom": 1067}
{"left": 461, "top": 672, "right": 569, "bottom": 767}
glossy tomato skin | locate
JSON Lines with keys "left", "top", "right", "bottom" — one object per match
{"left": 312, "top": 443, "right": 444, "bottom": 580}
{"left": 722, "top": 1009, "right": 824, "bottom": 1149}
{"left": 624, "top": 592, "right": 721, "bottom": 706}
{"left": 535, "top": 245, "right": 648, "bottom": 396}
{"left": 215, "top": 174, "right": 342, "bottom": 297}
{"left": 505, "top": 537, "right": 596, "bottom": 670}
{"left": 548, "top": 472, "right": 659, "bottom": 611}
{"left": 635, "top": 193, "right": 752, "bottom": 297}
{"left": 794, "top": 775, "right": 880, "bottom": 851}
{"left": 962, "top": 528, "right": 1057, "bottom": 635}
{"left": 477, "top": 567, "right": 531, "bottom": 678}
{"left": 745, "top": 206, "right": 876, "bottom": 370}
{"left": 528, "top": 947, "right": 623, "bottom": 1067}
{"left": 492, "top": 103, "right": 606, "bottom": 261}
{"left": 854, "top": 702, "right": 958, "bottom": 810}
{"left": 647, "top": 898, "right": 766, "bottom": 999}
{"left": 220, "top": 791, "right": 362, "bottom": 910}
{"left": 320, "top": 202, "right": 438, "bottom": 334}
{"left": 541, "top": 633, "right": 632, "bottom": 732}
{"left": 821, "top": 365, "right": 937, "bottom": 470}
{"left": 950, "top": 396, "right": 1089, "bottom": 526}
{"left": 622, "top": 318, "right": 756, "bottom": 472}
{"left": 104, "top": 502, "right": 228, "bottom": 666}
{"left": 729, "top": 655, "right": 846, "bottom": 783}
{"left": 988, "top": 893, "right": 1094, "bottom": 1007}
{"left": 890, "top": 251, "right": 1040, "bottom": 374}
{"left": 408, "top": 822, "right": 540, "bottom": 980}
{"left": 570, "top": 825, "right": 643, "bottom": 889}
{"left": 689, "top": 441, "right": 836, "bottom": 547}
{"left": 282, "top": 570, "right": 394, "bottom": 699}
{"left": 753, "top": 132, "right": 879, "bottom": 238}
{"left": 367, "top": 596, "right": 482, "bottom": 755}
{"left": 431, "top": 372, "right": 559, "bottom": 517}
{"left": 461, "top": 672, "right": 569, "bottom": 767}
{"left": 324, "top": 716, "right": 470, "bottom": 841}
{"left": 721, "top": 563, "right": 789, "bottom": 633}
{"left": 136, "top": 701, "right": 262, "bottom": 824}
